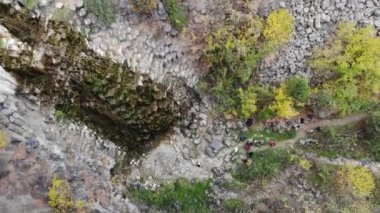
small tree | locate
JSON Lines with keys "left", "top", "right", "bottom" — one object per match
{"left": 285, "top": 76, "right": 310, "bottom": 105}
{"left": 270, "top": 84, "right": 298, "bottom": 119}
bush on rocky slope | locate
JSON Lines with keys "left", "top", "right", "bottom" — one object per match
{"left": 307, "top": 163, "right": 379, "bottom": 212}
{"left": 201, "top": 9, "right": 293, "bottom": 119}
{"left": 167, "top": 0, "right": 188, "bottom": 31}
{"left": 263, "top": 8, "right": 293, "bottom": 51}
{"left": 84, "top": 0, "right": 116, "bottom": 25}
{"left": 48, "top": 177, "right": 87, "bottom": 212}
{"left": 311, "top": 22, "right": 380, "bottom": 115}
{"left": 284, "top": 76, "right": 310, "bottom": 107}
{"left": 335, "top": 164, "right": 376, "bottom": 197}
{"left": 131, "top": 0, "right": 157, "bottom": 14}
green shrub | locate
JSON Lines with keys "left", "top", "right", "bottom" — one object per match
{"left": 366, "top": 110, "right": 380, "bottom": 161}
{"left": 131, "top": 0, "right": 157, "bottom": 14}
{"left": 131, "top": 178, "right": 212, "bottom": 212}
{"left": 233, "top": 149, "right": 291, "bottom": 182}
{"left": 167, "top": 0, "right": 188, "bottom": 31}
{"left": 257, "top": 107, "right": 275, "bottom": 121}
{"left": 238, "top": 86, "right": 257, "bottom": 119}
{"left": 223, "top": 198, "right": 245, "bottom": 210}
{"left": 285, "top": 76, "right": 310, "bottom": 105}
{"left": 369, "top": 142, "right": 380, "bottom": 161}
{"left": 311, "top": 89, "right": 334, "bottom": 111}
{"left": 84, "top": 0, "right": 116, "bottom": 25}
{"left": 367, "top": 110, "right": 380, "bottom": 138}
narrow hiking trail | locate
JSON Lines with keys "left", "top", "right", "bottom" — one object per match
{"left": 251, "top": 112, "right": 380, "bottom": 176}
{"left": 256, "top": 113, "right": 368, "bottom": 151}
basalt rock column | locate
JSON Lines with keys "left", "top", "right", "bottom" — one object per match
{"left": 0, "top": 4, "right": 189, "bottom": 151}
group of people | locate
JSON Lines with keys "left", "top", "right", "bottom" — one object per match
{"left": 240, "top": 136, "right": 276, "bottom": 166}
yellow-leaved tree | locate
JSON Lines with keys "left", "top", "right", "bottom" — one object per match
{"left": 263, "top": 9, "right": 293, "bottom": 49}
{"left": 270, "top": 84, "right": 298, "bottom": 118}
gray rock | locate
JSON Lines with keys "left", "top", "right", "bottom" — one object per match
{"left": 189, "top": 123, "right": 198, "bottom": 130}
{"left": 236, "top": 121, "right": 244, "bottom": 129}
{"left": 204, "top": 133, "right": 212, "bottom": 143}
{"left": 374, "top": 9, "right": 380, "bottom": 17}
{"left": 280, "top": 1, "right": 286, "bottom": 8}
{"left": 55, "top": 2, "right": 63, "bottom": 9}
{"left": 211, "top": 167, "right": 223, "bottom": 177}
{"left": 79, "top": 8, "right": 87, "bottom": 17}
{"left": 210, "top": 140, "right": 224, "bottom": 152}
{"left": 315, "top": 14, "right": 322, "bottom": 29}
{"left": 205, "top": 146, "right": 216, "bottom": 158}
{"left": 38, "top": 0, "right": 47, "bottom": 7}
{"left": 188, "top": 149, "right": 198, "bottom": 158}
{"left": 193, "top": 139, "right": 201, "bottom": 145}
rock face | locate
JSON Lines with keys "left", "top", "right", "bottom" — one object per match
{"left": 0, "top": 66, "right": 139, "bottom": 212}
{"left": 0, "top": 4, "right": 191, "bottom": 151}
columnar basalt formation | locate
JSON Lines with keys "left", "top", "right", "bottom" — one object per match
{"left": 0, "top": 4, "right": 190, "bottom": 151}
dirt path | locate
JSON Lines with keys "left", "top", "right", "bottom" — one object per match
{"left": 257, "top": 113, "right": 368, "bottom": 151}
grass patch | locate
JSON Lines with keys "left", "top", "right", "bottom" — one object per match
{"left": 0, "top": 37, "right": 4, "bottom": 49}
{"left": 0, "top": 131, "right": 7, "bottom": 148}
{"left": 233, "top": 149, "right": 291, "bottom": 182}
{"left": 302, "top": 125, "right": 369, "bottom": 160}
{"left": 84, "top": 0, "right": 116, "bottom": 26}
{"left": 218, "top": 180, "right": 244, "bottom": 192}
{"left": 167, "top": 0, "right": 188, "bottom": 31}
{"left": 51, "top": 8, "right": 73, "bottom": 23}
{"left": 130, "top": 178, "right": 213, "bottom": 212}
{"left": 222, "top": 198, "right": 245, "bottom": 210}
{"left": 25, "top": 0, "right": 37, "bottom": 10}
{"left": 243, "top": 129, "right": 296, "bottom": 143}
